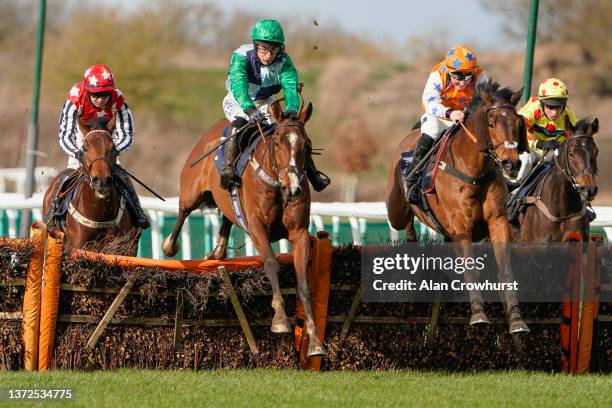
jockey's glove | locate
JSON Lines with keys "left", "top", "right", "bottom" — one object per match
{"left": 246, "top": 107, "right": 264, "bottom": 124}
{"left": 285, "top": 110, "right": 298, "bottom": 120}
{"left": 535, "top": 139, "right": 560, "bottom": 150}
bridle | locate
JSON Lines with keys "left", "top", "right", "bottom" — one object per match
{"left": 80, "top": 129, "right": 116, "bottom": 183}
{"left": 482, "top": 103, "right": 521, "bottom": 167}
{"left": 554, "top": 134, "right": 597, "bottom": 194}
{"left": 253, "top": 121, "right": 306, "bottom": 189}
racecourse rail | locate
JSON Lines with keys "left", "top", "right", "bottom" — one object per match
{"left": 1, "top": 193, "right": 611, "bottom": 258}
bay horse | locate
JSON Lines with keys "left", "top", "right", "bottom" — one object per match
{"left": 513, "top": 117, "right": 599, "bottom": 242}
{"left": 162, "top": 101, "right": 326, "bottom": 357}
{"left": 43, "top": 118, "right": 138, "bottom": 254}
{"left": 386, "top": 80, "right": 530, "bottom": 333}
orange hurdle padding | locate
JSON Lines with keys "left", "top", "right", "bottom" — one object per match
{"left": 70, "top": 248, "right": 293, "bottom": 273}
{"left": 294, "top": 231, "right": 332, "bottom": 370}
{"left": 38, "top": 229, "right": 65, "bottom": 371}
{"left": 577, "top": 233, "right": 604, "bottom": 373}
{"left": 562, "top": 232, "right": 582, "bottom": 373}
{"left": 21, "top": 222, "right": 47, "bottom": 371}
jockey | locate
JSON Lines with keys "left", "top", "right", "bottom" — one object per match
{"left": 221, "top": 18, "right": 330, "bottom": 191}
{"left": 405, "top": 45, "right": 489, "bottom": 204}
{"left": 515, "top": 77, "right": 578, "bottom": 182}
{"left": 55, "top": 64, "right": 149, "bottom": 229}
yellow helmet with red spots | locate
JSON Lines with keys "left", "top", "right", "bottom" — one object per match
{"left": 538, "top": 78, "right": 568, "bottom": 105}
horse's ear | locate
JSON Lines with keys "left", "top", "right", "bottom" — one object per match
{"left": 269, "top": 101, "right": 283, "bottom": 122}
{"left": 564, "top": 116, "right": 576, "bottom": 134}
{"left": 589, "top": 118, "right": 599, "bottom": 136}
{"left": 299, "top": 102, "right": 313, "bottom": 124}
{"left": 107, "top": 115, "right": 117, "bottom": 132}
{"left": 478, "top": 88, "right": 491, "bottom": 106}
{"left": 511, "top": 87, "right": 523, "bottom": 106}
{"left": 77, "top": 117, "right": 89, "bottom": 135}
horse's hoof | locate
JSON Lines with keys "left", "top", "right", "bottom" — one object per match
{"left": 161, "top": 236, "right": 179, "bottom": 257}
{"left": 271, "top": 317, "right": 292, "bottom": 333}
{"left": 509, "top": 319, "right": 530, "bottom": 334}
{"left": 469, "top": 312, "right": 490, "bottom": 325}
{"left": 307, "top": 339, "right": 327, "bottom": 358}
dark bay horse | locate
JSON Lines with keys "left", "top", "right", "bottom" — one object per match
{"left": 162, "top": 101, "right": 326, "bottom": 357}
{"left": 43, "top": 118, "right": 138, "bottom": 253}
{"left": 386, "top": 81, "right": 530, "bottom": 333}
{"left": 513, "top": 117, "right": 599, "bottom": 242}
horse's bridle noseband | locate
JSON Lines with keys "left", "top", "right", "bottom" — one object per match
{"left": 483, "top": 103, "right": 521, "bottom": 166}
{"left": 80, "top": 129, "right": 116, "bottom": 182}
{"left": 555, "top": 134, "right": 596, "bottom": 193}
{"left": 263, "top": 122, "right": 306, "bottom": 186}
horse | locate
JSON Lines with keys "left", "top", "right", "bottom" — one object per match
{"left": 385, "top": 80, "right": 530, "bottom": 333}
{"left": 512, "top": 117, "right": 599, "bottom": 242}
{"left": 162, "top": 101, "right": 326, "bottom": 357}
{"left": 43, "top": 118, "right": 139, "bottom": 253}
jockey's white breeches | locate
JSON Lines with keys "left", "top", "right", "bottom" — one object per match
{"left": 420, "top": 113, "right": 454, "bottom": 140}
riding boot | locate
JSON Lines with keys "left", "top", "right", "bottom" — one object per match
{"left": 115, "top": 166, "right": 150, "bottom": 230}
{"left": 220, "top": 121, "right": 244, "bottom": 190}
{"left": 305, "top": 137, "right": 331, "bottom": 192}
{"left": 406, "top": 134, "right": 435, "bottom": 204}
{"left": 44, "top": 168, "right": 78, "bottom": 226}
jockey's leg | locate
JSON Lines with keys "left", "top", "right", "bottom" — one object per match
{"left": 304, "top": 136, "right": 330, "bottom": 192}
{"left": 44, "top": 164, "right": 79, "bottom": 225}
{"left": 220, "top": 117, "right": 248, "bottom": 190}
{"left": 114, "top": 166, "right": 150, "bottom": 229}
{"left": 405, "top": 133, "right": 435, "bottom": 204}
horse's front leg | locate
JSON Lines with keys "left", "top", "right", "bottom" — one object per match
{"left": 486, "top": 210, "right": 530, "bottom": 334}
{"left": 289, "top": 227, "right": 326, "bottom": 357}
{"left": 249, "top": 221, "right": 291, "bottom": 333}
{"left": 205, "top": 216, "right": 232, "bottom": 260}
{"left": 455, "top": 234, "right": 490, "bottom": 325}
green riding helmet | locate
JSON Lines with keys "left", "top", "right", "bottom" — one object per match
{"left": 251, "top": 19, "right": 285, "bottom": 45}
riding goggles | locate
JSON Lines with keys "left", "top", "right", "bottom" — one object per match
{"left": 87, "top": 90, "right": 112, "bottom": 99}
{"left": 450, "top": 71, "right": 473, "bottom": 81}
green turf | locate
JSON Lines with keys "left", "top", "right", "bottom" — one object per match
{"left": 0, "top": 369, "right": 610, "bottom": 407}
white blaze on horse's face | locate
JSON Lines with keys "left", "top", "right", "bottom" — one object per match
{"left": 504, "top": 141, "right": 518, "bottom": 150}
{"left": 287, "top": 131, "right": 300, "bottom": 194}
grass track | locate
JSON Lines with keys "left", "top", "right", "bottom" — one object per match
{"left": 0, "top": 369, "right": 610, "bottom": 407}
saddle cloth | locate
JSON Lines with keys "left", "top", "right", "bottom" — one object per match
{"left": 214, "top": 123, "right": 276, "bottom": 178}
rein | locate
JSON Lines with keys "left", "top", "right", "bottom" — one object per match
{"left": 253, "top": 121, "right": 306, "bottom": 188}
{"left": 440, "top": 103, "right": 518, "bottom": 185}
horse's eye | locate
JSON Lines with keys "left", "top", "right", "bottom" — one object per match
{"left": 488, "top": 122, "right": 494, "bottom": 128}
{"left": 82, "top": 146, "right": 88, "bottom": 152}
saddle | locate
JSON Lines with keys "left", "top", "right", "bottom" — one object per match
{"left": 399, "top": 126, "right": 457, "bottom": 196}
{"left": 44, "top": 167, "right": 142, "bottom": 231}
{"left": 507, "top": 163, "right": 554, "bottom": 222}
{"left": 214, "top": 123, "right": 276, "bottom": 179}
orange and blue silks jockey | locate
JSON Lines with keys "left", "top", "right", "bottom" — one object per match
{"left": 406, "top": 45, "right": 489, "bottom": 204}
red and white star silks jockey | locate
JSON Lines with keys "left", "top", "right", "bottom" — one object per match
{"left": 58, "top": 64, "right": 134, "bottom": 169}
{"left": 52, "top": 64, "right": 149, "bottom": 229}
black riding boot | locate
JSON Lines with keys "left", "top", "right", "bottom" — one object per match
{"left": 220, "top": 120, "right": 244, "bottom": 190}
{"left": 305, "top": 137, "right": 331, "bottom": 192}
{"left": 44, "top": 167, "right": 78, "bottom": 227}
{"left": 115, "top": 166, "right": 150, "bottom": 230}
{"left": 406, "top": 134, "right": 435, "bottom": 204}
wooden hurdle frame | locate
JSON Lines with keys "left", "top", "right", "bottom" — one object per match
{"left": 18, "top": 223, "right": 332, "bottom": 371}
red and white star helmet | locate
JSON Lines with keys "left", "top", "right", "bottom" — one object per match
{"left": 83, "top": 64, "right": 115, "bottom": 93}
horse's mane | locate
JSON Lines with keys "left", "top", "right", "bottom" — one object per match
{"left": 573, "top": 117, "right": 594, "bottom": 134}
{"left": 88, "top": 117, "right": 109, "bottom": 131}
{"left": 467, "top": 79, "right": 515, "bottom": 113}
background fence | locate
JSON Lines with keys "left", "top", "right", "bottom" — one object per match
{"left": 2, "top": 192, "right": 611, "bottom": 259}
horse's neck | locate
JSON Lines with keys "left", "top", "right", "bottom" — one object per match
{"left": 544, "top": 163, "right": 584, "bottom": 215}
{"left": 447, "top": 110, "right": 490, "bottom": 174}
